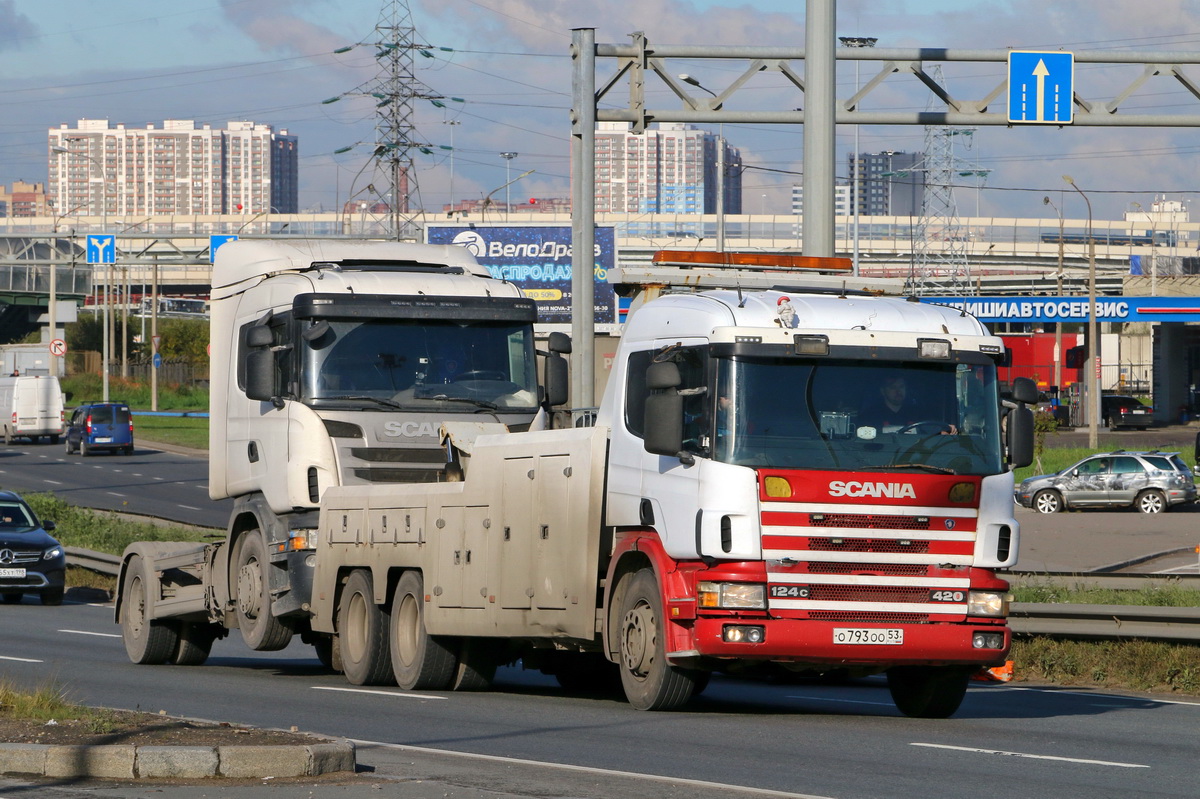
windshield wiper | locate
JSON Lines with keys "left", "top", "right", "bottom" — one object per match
{"left": 864, "top": 463, "right": 956, "bottom": 475}
{"left": 422, "top": 395, "right": 499, "bottom": 411}
{"left": 320, "top": 395, "right": 403, "bottom": 409}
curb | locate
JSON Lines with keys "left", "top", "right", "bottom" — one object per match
{"left": 0, "top": 738, "right": 355, "bottom": 780}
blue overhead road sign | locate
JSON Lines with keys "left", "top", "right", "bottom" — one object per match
{"left": 1008, "top": 50, "right": 1073, "bottom": 124}
{"left": 86, "top": 235, "right": 115, "bottom": 264}
{"left": 209, "top": 234, "right": 239, "bottom": 263}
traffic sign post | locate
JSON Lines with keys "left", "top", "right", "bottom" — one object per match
{"left": 1008, "top": 50, "right": 1074, "bottom": 124}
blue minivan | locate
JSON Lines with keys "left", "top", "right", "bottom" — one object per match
{"left": 64, "top": 401, "right": 134, "bottom": 456}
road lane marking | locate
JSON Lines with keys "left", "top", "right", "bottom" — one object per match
{"left": 313, "top": 686, "right": 446, "bottom": 701}
{"left": 106, "top": 492, "right": 126, "bottom": 498}
{"left": 42, "top": 480, "right": 63, "bottom": 485}
{"left": 0, "top": 655, "right": 43, "bottom": 663}
{"left": 1006, "top": 686, "right": 1200, "bottom": 708}
{"left": 911, "top": 743, "right": 1148, "bottom": 768}
{"left": 179, "top": 505, "right": 201, "bottom": 511}
{"left": 351, "top": 738, "right": 835, "bottom": 798}
{"left": 59, "top": 629, "right": 121, "bottom": 639}
{"left": 785, "top": 695, "right": 895, "bottom": 707}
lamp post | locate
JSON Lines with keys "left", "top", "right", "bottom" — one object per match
{"left": 1063, "top": 175, "right": 1099, "bottom": 448}
{"left": 839, "top": 36, "right": 877, "bottom": 277}
{"left": 499, "top": 152, "right": 517, "bottom": 219}
{"left": 1043, "top": 195, "right": 1065, "bottom": 405}
{"left": 444, "top": 120, "right": 461, "bottom": 214}
{"left": 52, "top": 143, "right": 110, "bottom": 401}
{"left": 679, "top": 74, "right": 725, "bottom": 251}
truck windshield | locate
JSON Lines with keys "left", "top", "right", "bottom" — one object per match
{"left": 709, "top": 357, "right": 1004, "bottom": 476}
{"left": 299, "top": 318, "right": 539, "bottom": 412}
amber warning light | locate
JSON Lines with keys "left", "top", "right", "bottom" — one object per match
{"left": 651, "top": 250, "right": 853, "bottom": 272}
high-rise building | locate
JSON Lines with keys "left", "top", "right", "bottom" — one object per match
{"left": 792, "top": 183, "right": 851, "bottom": 217}
{"left": 850, "top": 150, "right": 924, "bottom": 217}
{"left": 0, "top": 181, "right": 51, "bottom": 218}
{"left": 594, "top": 122, "right": 741, "bottom": 215}
{"left": 47, "top": 119, "right": 299, "bottom": 218}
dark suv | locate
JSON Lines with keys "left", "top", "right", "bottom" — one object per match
{"left": 0, "top": 490, "right": 65, "bottom": 605}
{"left": 1100, "top": 395, "right": 1153, "bottom": 430}
{"left": 64, "top": 401, "right": 134, "bottom": 456}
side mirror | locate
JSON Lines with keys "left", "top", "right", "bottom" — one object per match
{"left": 544, "top": 353, "right": 569, "bottom": 407}
{"left": 547, "top": 331, "right": 571, "bottom": 354}
{"left": 246, "top": 324, "right": 273, "bottom": 348}
{"left": 1010, "top": 376, "right": 1038, "bottom": 406}
{"left": 42, "top": 520, "right": 56, "bottom": 532}
{"left": 643, "top": 362, "right": 686, "bottom": 459}
{"left": 246, "top": 349, "right": 276, "bottom": 403}
{"left": 1007, "top": 405, "right": 1034, "bottom": 469}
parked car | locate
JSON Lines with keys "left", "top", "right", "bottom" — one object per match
{"left": 64, "top": 401, "right": 134, "bottom": 456}
{"left": 0, "top": 490, "right": 65, "bottom": 605}
{"left": 1015, "top": 450, "right": 1197, "bottom": 514}
{"left": 1100, "top": 395, "right": 1153, "bottom": 430}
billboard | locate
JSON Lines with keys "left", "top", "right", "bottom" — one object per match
{"left": 426, "top": 225, "right": 616, "bottom": 325}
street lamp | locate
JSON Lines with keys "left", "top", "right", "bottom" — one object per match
{"left": 839, "top": 36, "right": 877, "bottom": 277}
{"left": 1063, "top": 175, "right": 1099, "bottom": 449}
{"left": 52, "top": 143, "right": 111, "bottom": 401}
{"left": 679, "top": 74, "right": 725, "bottom": 251}
{"left": 499, "top": 152, "right": 517, "bottom": 219}
{"left": 1043, "top": 195, "right": 1065, "bottom": 405}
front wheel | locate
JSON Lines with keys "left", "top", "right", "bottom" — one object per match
{"left": 120, "top": 554, "right": 179, "bottom": 665}
{"left": 338, "top": 569, "right": 393, "bottom": 685}
{"left": 1033, "top": 489, "right": 1063, "bottom": 514}
{"left": 389, "top": 571, "right": 457, "bottom": 690}
{"left": 615, "top": 568, "right": 699, "bottom": 711}
{"left": 39, "top": 587, "right": 64, "bottom": 606}
{"left": 1136, "top": 489, "right": 1166, "bottom": 514}
{"left": 887, "top": 665, "right": 972, "bottom": 718}
{"left": 233, "top": 532, "right": 293, "bottom": 651}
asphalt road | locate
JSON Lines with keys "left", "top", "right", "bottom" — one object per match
{"left": 0, "top": 440, "right": 229, "bottom": 529}
{"left": 2, "top": 598, "right": 1199, "bottom": 799}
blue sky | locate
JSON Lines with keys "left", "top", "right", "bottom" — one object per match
{"left": 3, "top": 0, "right": 1200, "bottom": 221}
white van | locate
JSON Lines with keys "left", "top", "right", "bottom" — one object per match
{"left": 0, "top": 375, "right": 65, "bottom": 445}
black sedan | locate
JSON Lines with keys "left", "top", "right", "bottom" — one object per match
{"left": 0, "top": 491, "right": 65, "bottom": 605}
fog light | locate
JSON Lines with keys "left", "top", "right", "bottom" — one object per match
{"left": 972, "top": 632, "right": 1004, "bottom": 649}
{"left": 723, "top": 625, "right": 765, "bottom": 644}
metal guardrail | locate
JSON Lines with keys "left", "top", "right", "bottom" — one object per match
{"left": 65, "top": 547, "right": 120, "bottom": 578}
{"left": 1008, "top": 570, "right": 1200, "bottom": 591}
{"left": 62, "top": 554, "right": 1200, "bottom": 642}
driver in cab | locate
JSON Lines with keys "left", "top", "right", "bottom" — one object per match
{"left": 857, "top": 374, "right": 957, "bottom": 434}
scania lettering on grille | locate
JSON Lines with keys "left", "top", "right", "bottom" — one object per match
{"left": 827, "top": 480, "right": 916, "bottom": 499}
{"left": 383, "top": 421, "right": 439, "bottom": 438}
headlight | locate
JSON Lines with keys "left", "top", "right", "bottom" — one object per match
{"left": 698, "top": 581, "right": 766, "bottom": 610}
{"left": 43, "top": 547, "right": 62, "bottom": 560}
{"left": 967, "top": 590, "right": 1011, "bottom": 617}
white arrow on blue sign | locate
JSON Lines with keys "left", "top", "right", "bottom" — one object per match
{"left": 1008, "top": 50, "right": 1074, "bottom": 124}
{"left": 86, "top": 235, "right": 116, "bottom": 264}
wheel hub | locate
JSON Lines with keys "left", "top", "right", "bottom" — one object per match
{"left": 621, "top": 603, "right": 655, "bottom": 676}
{"left": 237, "top": 560, "right": 263, "bottom": 619}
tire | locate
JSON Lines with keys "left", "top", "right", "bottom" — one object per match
{"left": 313, "top": 634, "right": 343, "bottom": 673}
{"left": 39, "top": 587, "right": 65, "bottom": 606}
{"left": 887, "top": 665, "right": 972, "bottom": 718}
{"left": 615, "top": 568, "right": 699, "bottom": 711}
{"left": 4, "top": 428, "right": 11, "bottom": 445}
{"left": 1032, "top": 489, "right": 1063, "bottom": 514}
{"left": 233, "top": 532, "right": 293, "bottom": 651}
{"left": 1106, "top": 416, "right": 1118, "bottom": 431}
{"left": 452, "top": 638, "right": 501, "bottom": 691}
{"left": 2, "top": 592, "right": 22, "bottom": 604}
{"left": 1135, "top": 489, "right": 1166, "bottom": 514}
{"left": 171, "top": 622, "right": 219, "bottom": 665}
{"left": 120, "top": 554, "right": 179, "bottom": 665}
{"left": 49, "top": 435, "right": 59, "bottom": 445}
{"left": 64, "top": 437, "right": 73, "bottom": 454}
{"left": 337, "top": 569, "right": 393, "bottom": 686}
{"left": 124, "top": 445, "right": 134, "bottom": 456}
{"left": 389, "top": 571, "right": 457, "bottom": 690}
{"left": 80, "top": 439, "right": 89, "bottom": 457}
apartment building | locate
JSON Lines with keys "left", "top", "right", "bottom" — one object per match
{"left": 47, "top": 119, "right": 298, "bottom": 218}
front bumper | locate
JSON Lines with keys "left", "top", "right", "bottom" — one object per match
{"left": 675, "top": 617, "right": 1010, "bottom": 668}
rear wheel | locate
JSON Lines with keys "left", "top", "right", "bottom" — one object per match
{"left": 64, "top": 437, "right": 73, "bottom": 454}
{"left": 233, "top": 532, "right": 293, "bottom": 651}
{"left": 120, "top": 554, "right": 179, "bottom": 664}
{"left": 887, "top": 665, "right": 972, "bottom": 718}
{"left": 389, "top": 571, "right": 457, "bottom": 690}
{"left": 313, "top": 634, "right": 343, "bottom": 673}
{"left": 615, "top": 568, "right": 699, "bottom": 711}
{"left": 1033, "top": 489, "right": 1063, "bottom": 514}
{"left": 80, "top": 439, "right": 89, "bottom": 457}
{"left": 49, "top": 435, "right": 59, "bottom": 445}
{"left": 171, "top": 622, "right": 219, "bottom": 665}
{"left": 1136, "top": 489, "right": 1166, "bottom": 514}
{"left": 337, "top": 569, "right": 393, "bottom": 686}
{"left": 452, "top": 638, "right": 501, "bottom": 691}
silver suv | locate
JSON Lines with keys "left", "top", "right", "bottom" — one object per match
{"left": 1015, "top": 450, "right": 1197, "bottom": 514}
